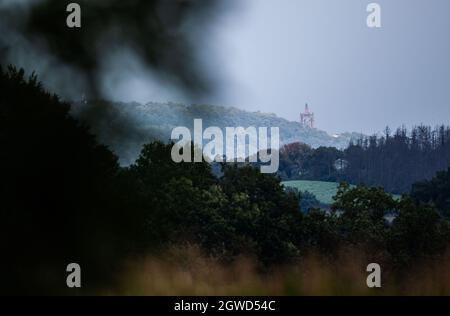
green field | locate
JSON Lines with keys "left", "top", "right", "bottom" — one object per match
{"left": 282, "top": 180, "right": 402, "bottom": 205}
{"left": 281, "top": 180, "right": 350, "bottom": 205}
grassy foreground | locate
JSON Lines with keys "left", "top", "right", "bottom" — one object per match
{"left": 102, "top": 246, "right": 450, "bottom": 296}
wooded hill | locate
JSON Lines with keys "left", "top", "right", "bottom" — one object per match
{"left": 71, "top": 101, "right": 361, "bottom": 165}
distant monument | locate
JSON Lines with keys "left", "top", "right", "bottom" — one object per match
{"left": 300, "top": 103, "right": 315, "bottom": 128}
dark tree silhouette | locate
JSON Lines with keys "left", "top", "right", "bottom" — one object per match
{"left": 411, "top": 167, "right": 450, "bottom": 219}
{"left": 0, "top": 66, "right": 124, "bottom": 294}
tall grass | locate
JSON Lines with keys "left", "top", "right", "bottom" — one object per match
{"left": 102, "top": 245, "right": 450, "bottom": 296}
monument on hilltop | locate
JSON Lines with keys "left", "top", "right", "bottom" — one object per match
{"left": 300, "top": 103, "right": 315, "bottom": 128}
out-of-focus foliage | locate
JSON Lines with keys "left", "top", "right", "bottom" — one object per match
{"left": 0, "top": 0, "right": 222, "bottom": 97}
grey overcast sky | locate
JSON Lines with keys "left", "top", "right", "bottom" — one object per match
{"left": 207, "top": 0, "right": 450, "bottom": 134}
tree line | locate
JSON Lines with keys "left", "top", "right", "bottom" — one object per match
{"left": 278, "top": 125, "right": 450, "bottom": 194}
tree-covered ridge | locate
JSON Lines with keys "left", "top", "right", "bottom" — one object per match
{"left": 71, "top": 100, "right": 361, "bottom": 165}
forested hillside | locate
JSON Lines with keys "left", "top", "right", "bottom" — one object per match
{"left": 71, "top": 101, "right": 361, "bottom": 164}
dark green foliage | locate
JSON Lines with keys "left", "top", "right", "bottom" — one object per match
{"left": 387, "top": 198, "right": 450, "bottom": 266}
{"left": 278, "top": 142, "right": 343, "bottom": 181}
{"left": 300, "top": 208, "right": 339, "bottom": 254}
{"left": 128, "top": 154, "right": 304, "bottom": 264}
{"left": 285, "top": 186, "right": 327, "bottom": 212}
{"left": 278, "top": 142, "right": 313, "bottom": 179}
{"left": 411, "top": 167, "right": 450, "bottom": 219}
{"left": 332, "top": 183, "right": 394, "bottom": 249}
{"left": 125, "top": 141, "right": 230, "bottom": 253}
{"left": 219, "top": 165, "right": 302, "bottom": 264}
{"left": 299, "top": 190, "right": 323, "bottom": 212}
{"left": 332, "top": 183, "right": 450, "bottom": 265}
{"left": 303, "top": 146, "right": 343, "bottom": 181}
